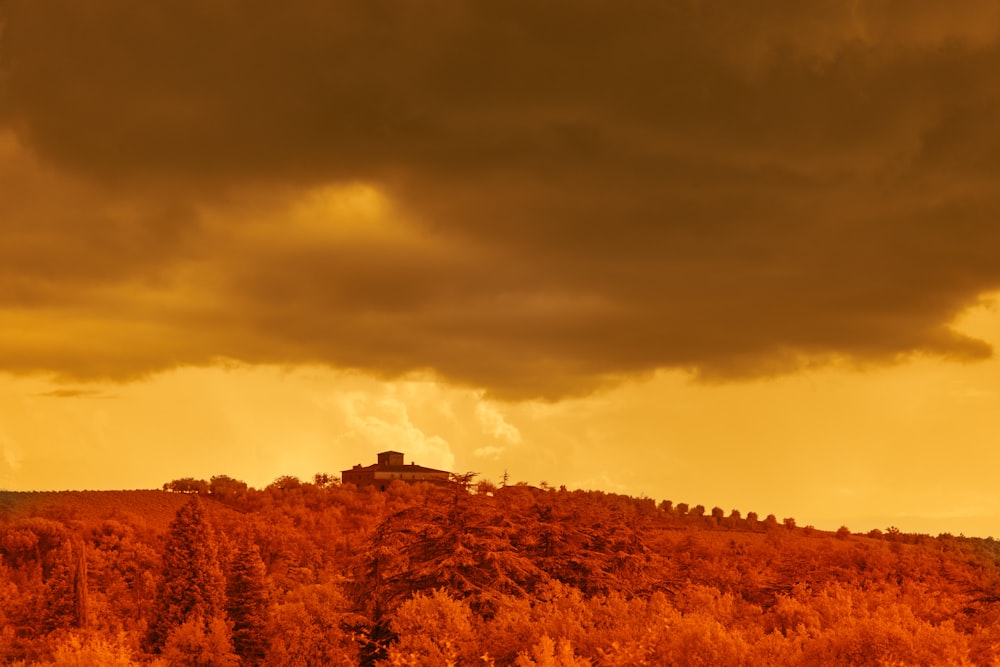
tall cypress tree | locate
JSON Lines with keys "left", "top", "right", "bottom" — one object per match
{"left": 226, "top": 536, "right": 272, "bottom": 665}
{"left": 73, "top": 539, "right": 89, "bottom": 629}
{"left": 40, "top": 539, "right": 77, "bottom": 633}
{"left": 147, "top": 496, "right": 228, "bottom": 652}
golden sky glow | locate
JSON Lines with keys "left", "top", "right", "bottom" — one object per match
{"left": 3, "top": 1, "right": 1000, "bottom": 536}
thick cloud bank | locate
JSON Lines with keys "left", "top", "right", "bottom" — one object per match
{"left": 3, "top": 1, "right": 1000, "bottom": 398}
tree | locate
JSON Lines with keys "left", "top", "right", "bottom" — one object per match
{"left": 449, "top": 471, "right": 479, "bottom": 503}
{"left": 209, "top": 476, "right": 249, "bottom": 503}
{"left": 514, "top": 635, "right": 591, "bottom": 667}
{"left": 47, "top": 632, "right": 142, "bottom": 667}
{"left": 355, "top": 484, "right": 548, "bottom": 626}
{"left": 147, "top": 496, "right": 228, "bottom": 652}
{"left": 73, "top": 539, "right": 89, "bottom": 629}
{"left": 161, "top": 614, "right": 240, "bottom": 667}
{"left": 266, "top": 583, "right": 361, "bottom": 667}
{"left": 226, "top": 537, "right": 272, "bottom": 665}
{"left": 268, "top": 476, "right": 302, "bottom": 491}
{"left": 87, "top": 518, "right": 160, "bottom": 639}
{"left": 164, "top": 478, "right": 210, "bottom": 494}
{"left": 314, "top": 473, "right": 337, "bottom": 488}
{"left": 40, "top": 539, "right": 77, "bottom": 633}
{"left": 383, "top": 590, "right": 476, "bottom": 666}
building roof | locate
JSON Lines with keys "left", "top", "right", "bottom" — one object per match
{"left": 341, "top": 462, "right": 450, "bottom": 475}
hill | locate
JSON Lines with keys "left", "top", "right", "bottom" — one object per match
{"left": 2, "top": 477, "right": 1000, "bottom": 665}
{"left": 0, "top": 490, "right": 210, "bottom": 531}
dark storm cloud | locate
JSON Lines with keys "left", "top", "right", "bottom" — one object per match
{"left": 3, "top": 0, "right": 1000, "bottom": 397}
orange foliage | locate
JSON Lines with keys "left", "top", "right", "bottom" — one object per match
{"left": 2, "top": 479, "right": 1000, "bottom": 665}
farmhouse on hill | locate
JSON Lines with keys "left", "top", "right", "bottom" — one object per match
{"left": 341, "top": 450, "right": 451, "bottom": 490}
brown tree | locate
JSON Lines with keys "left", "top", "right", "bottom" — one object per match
{"left": 147, "top": 496, "right": 230, "bottom": 653}
{"left": 226, "top": 536, "right": 272, "bottom": 665}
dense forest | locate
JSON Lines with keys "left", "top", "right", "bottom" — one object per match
{"left": 3, "top": 474, "right": 1000, "bottom": 666}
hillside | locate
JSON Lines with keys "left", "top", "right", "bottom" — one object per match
{"left": 2, "top": 476, "right": 1000, "bottom": 665}
{"left": 0, "top": 490, "right": 216, "bottom": 531}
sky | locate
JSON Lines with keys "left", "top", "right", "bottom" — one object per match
{"left": 3, "top": 0, "right": 1000, "bottom": 536}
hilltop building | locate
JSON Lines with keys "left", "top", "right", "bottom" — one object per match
{"left": 341, "top": 451, "right": 451, "bottom": 491}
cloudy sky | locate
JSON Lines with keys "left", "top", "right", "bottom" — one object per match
{"left": 3, "top": 0, "right": 1000, "bottom": 536}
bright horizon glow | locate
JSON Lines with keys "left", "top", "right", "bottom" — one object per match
{"left": 3, "top": 293, "right": 1000, "bottom": 538}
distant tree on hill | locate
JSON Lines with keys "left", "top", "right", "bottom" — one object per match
{"left": 164, "top": 478, "right": 210, "bottom": 494}
{"left": 313, "top": 473, "right": 337, "bottom": 488}
{"left": 449, "top": 471, "right": 478, "bottom": 492}
{"left": 268, "top": 476, "right": 303, "bottom": 491}
{"left": 209, "top": 475, "right": 248, "bottom": 502}
{"left": 476, "top": 479, "right": 498, "bottom": 495}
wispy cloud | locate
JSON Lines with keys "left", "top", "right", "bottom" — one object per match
{"left": 335, "top": 393, "right": 455, "bottom": 472}
{"left": 35, "top": 388, "right": 116, "bottom": 399}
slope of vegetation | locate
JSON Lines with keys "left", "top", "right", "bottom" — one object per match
{"left": 0, "top": 490, "right": 213, "bottom": 530}
{"left": 2, "top": 474, "right": 1000, "bottom": 665}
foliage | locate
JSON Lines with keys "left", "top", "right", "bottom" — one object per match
{"left": 163, "top": 479, "right": 209, "bottom": 495}
{"left": 265, "top": 582, "right": 360, "bottom": 666}
{"left": 382, "top": 590, "right": 475, "bottom": 666}
{"left": 160, "top": 615, "right": 239, "bottom": 667}
{"left": 4, "top": 479, "right": 1000, "bottom": 665}
{"left": 226, "top": 535, "right": 271, "bottom": 665}
{"left": 43, "top": 631, "right": 141, "bottom": 667}
{"left": 146, "top": 497, "right": 227, "bottom": 652}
